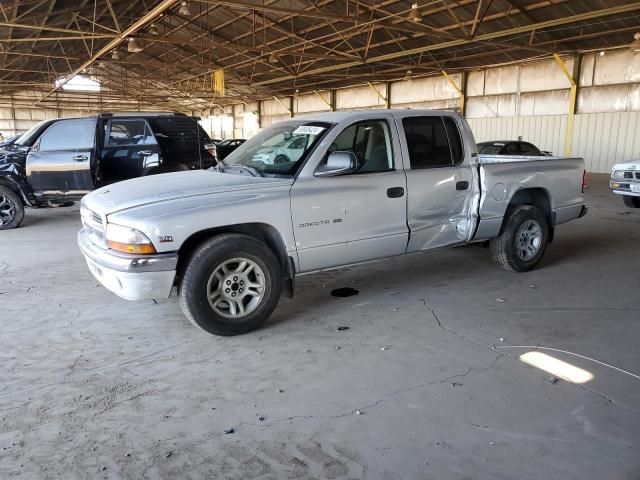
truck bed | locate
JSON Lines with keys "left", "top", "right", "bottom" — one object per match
{"left": 473, "top": 154, "right": 586, "bottom": 241}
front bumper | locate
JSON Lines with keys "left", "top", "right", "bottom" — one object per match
{"left": 610, "top": 181, "right": 640, "bottom": 197}
{"left": 78, "top": 228, "right": 178, "bottom": 301}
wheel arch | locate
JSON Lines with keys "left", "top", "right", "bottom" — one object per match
{"left": 0, "top": 175, "right": 29, "bottom": 206}
{"left": 175, "top": 223, "right": 295, "bottom": 297}
{"left": 501, "top": 187, "right": 555, "bottom": 242}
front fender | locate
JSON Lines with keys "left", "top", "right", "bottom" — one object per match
{"left": 0, "top": 163, "right": 35, "bottom": 206}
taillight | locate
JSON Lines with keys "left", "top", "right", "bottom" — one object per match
{"left": 204, "top": 143, "right": 217, "bottom": 158}
{"left": 582, "top": 170, "right": 587, "bottom": 193}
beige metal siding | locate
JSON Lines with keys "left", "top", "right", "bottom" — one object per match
{"left": 572, "top": 111, "right": 640, "bottom": 173}
{"left": 467, "top": 115, "right": 567, "bottom": 157}
{"left": 469, "top": 112, "right": 640, "bottom": 173}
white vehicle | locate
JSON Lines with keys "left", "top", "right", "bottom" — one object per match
{"left": 610, "top": 159, "right": 640, "bottom": 208}
{"left": 252, "top": 134, "right": 310, "bottom": 165}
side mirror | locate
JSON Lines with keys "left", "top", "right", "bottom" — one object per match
{"left": 315, "top": 151, "right": 359, "bottom": 177}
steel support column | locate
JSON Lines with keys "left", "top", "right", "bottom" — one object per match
{"left": 554, "top": 53, "right": 578, "bottom": 156}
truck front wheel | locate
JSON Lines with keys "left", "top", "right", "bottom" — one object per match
{"left": 179, "top": 234, "right": 283, "bottom": 336}
{"left": 0, "top": 186, "right": 24, "bottom": 230}
{"left": 490, "top": 205, "right": 549, "bottom": 272}
{"left": 623, "top": 195, "right": 640, "bottom": 208}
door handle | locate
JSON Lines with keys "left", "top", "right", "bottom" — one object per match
{"left": 456, "top": 181, "right": 469, "bottom": 191}
{"left": 387, "top": 187, "right": 405, "bottom": 198}
{"left": 139, "top": 150, "right": 153, "bottom": 156}
{"left": 73, "top": 154, "right": 88, "bottom": 162}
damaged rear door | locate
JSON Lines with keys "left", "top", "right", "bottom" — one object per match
{"left": 398, "top": 113, "right": 477, "bottom": 252}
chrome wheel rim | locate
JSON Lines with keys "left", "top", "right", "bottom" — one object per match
{"left": 515, "top": 219, "right": 542, "bottom": 261}
{"left": 0, "top": 193, "right": 16, "bottom": 227}
{"left": 206, "top": 257, "right": 266, "bottom": 319}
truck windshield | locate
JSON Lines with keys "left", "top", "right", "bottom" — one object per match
{"left": 222, "top": 121, "right": 333, "bottom": 177}
{"left": 14, "top": 120, "right": 50, "bottom": 147}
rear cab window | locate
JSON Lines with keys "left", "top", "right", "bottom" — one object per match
{"left": 402, "top": 116, "right": 464, "bottom": 169}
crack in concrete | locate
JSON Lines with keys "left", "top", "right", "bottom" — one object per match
{"left": 135, "top": 354, "right": 504, "bottom": 478}
{"left": 577, "top": 384, "right": 640, "bottom": 416}
{"left": 239, "top": 354, "right": 504, "bottom": 429}
{"left": 418, "top": 297, "right": 501, "bottom": 355}
{"left": 418, "top": 299, "right": 640, "bottom": 417}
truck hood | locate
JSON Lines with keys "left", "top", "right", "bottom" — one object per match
{"left": 612, "top": 159, "right": 640, "bottom": 170}
{"left": 84, "top": 170, "right": 292, "bottom": 215}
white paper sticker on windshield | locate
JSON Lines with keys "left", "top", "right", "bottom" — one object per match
{"left": 293, "top": 125, "right": 325, "bottom": 135}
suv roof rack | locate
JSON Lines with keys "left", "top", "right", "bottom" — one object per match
{"left": 98, "top": 112, "right": 187, "bottom": 118}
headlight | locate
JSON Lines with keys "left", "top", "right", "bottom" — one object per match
{"left": 105, "top": 223, "right": 156, "bottom": 254}
{"left": 612, "top": 170, "right": 625, "bottom": 180}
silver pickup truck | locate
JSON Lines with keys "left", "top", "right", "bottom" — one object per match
{"left": 78, "top": 110, "right": 588, "bottom": 336}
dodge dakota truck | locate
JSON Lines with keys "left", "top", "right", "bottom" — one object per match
{"left": 610, "top": 159, "right": 640, "bottom": 208}
{"left": 78, "top": 110, "right": 588, "bottom": 336}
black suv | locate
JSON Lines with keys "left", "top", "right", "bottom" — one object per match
{"left": 0, "top": 112, "right": 215, "bottom": 229}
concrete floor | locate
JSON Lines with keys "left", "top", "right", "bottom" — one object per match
{"left": 1, "top": 174, "right": 639, "bottom": 479}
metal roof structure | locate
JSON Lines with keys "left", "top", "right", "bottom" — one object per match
{"left": 1, "top": 0, "right": 640, "bottom": 112}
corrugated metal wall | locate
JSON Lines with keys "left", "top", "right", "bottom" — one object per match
{"left": 572, "top": 111, "right": 640, "bottom": 173}
{"left": 467, "top": 115, "right": 568, "bottom": 157}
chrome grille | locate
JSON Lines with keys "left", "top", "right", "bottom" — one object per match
{"left": 82, "top": 208, "right": 107, "bottom": 248}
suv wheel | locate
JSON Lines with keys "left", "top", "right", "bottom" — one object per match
{"left": 0, "top": 186, "right": 24, "bottom": 230}
{"left": 490, "top": 205, "right": 549, "bottom": 272}
{"left": 179, "top": 234, "right": 283, "bottom": 336}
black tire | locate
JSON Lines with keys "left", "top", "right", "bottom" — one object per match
{"left": 490, "top": 205, "right": 549, "bottom": 272}
{"left": 179, "top": 234, "right": 283, "bottom": 336}
{"left": 0, "top": 185, "right": 24, "bottom": 230}
{"left": 623, "top": 195, "right": 640, "bottom": 208}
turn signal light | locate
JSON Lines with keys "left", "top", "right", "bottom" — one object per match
{"left": 107, "top": 241, "right": 157, "bottom": 254}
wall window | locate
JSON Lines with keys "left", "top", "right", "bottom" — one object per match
{"left": 38, "top": 119, "right": 95, "bottom": 151}
{"left": 330, "top": 120, "right": 394, "bottom": 173}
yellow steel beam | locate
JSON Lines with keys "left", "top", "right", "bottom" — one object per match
{"left": 367, "top": 81, "right": 389, "bottom": 108}
{"left": 313, "top": 90, "right": 333, "bottom": 111}
{"left": 553, "top": 53, "right": 577, "bottom": 156}
{"left": 272, "top": 95, "right": 293, "bottom": 115}
{"left": 442, "top": 70, "right": 465, "bottom": 114}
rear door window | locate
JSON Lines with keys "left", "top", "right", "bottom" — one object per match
{"left": 444, "top": 117, "right": 463, "bottom": 165}
{"left": 38, "top": 119, "right": 95, "bottom": 151}
{"left": 107, "top": 119, "right": 156, "bottom": 146}
{"left": 402, "top": 116, "right": 453, "bottom": 169}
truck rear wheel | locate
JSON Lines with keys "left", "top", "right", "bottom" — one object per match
{"left": 179, "top": 233, "right": 283, "bottom": 336}
{"left": 0, "top": 186, "right": 24, "bottom": 230}
{"left": 623, "top": 195, "right": 640, "bottom": 208}
{"left": 490, "top": 205, "right": 549, "bottom": 272}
